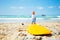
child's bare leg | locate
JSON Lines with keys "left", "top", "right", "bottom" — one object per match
{"left": 32, "top": 22, "right": 33, "bottom": 24}
{"left": 34, "top": 22, "right": 36, "bottom": 24}
{"left": 32, "top": 22, "right": 36, "bottom": 24}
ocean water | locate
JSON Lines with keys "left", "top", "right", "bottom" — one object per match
{"left": 0, "top": 15, "right": 59, "bottom": 18}
{"left": 0, "top": 15, "right": 60, "bottom": 23}
{"left": 0, "top": 15, "right": 31, "bottom": 18}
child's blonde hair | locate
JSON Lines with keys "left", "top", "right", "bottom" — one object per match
{"left": 32, "top": 11, "right": 35, "bottom": 15}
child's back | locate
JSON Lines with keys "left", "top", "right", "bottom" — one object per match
{"left": 32, "top": 11, "right": 36, "bottom": 24}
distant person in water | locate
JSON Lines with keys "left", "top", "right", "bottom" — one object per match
{"left": 32, "top": 11, "right": 36, "bottom": 24}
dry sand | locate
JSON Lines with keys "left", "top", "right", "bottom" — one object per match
{"left": 0, "top": 22, "right": 60, "bottom": 40}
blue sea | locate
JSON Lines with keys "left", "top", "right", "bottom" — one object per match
{"left": 0, "top": 15, "right": 60, "bottom": 23}
{"left": 0, "top": 15, "right": 60, "bottom": 18}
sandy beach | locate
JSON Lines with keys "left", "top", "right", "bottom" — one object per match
{"left": 0, "top": 21, "right": 60, "bottom": 40}
{"left": 0, "top": 0, "right": 60, "bottom": 40}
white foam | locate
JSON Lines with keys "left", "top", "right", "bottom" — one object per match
{"left": 0, "top": 18, "right": 60, "bottom": 23}
{"left": 57, "top": 16, "right": 60, "bottom": 18}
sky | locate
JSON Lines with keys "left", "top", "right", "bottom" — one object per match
{"left": 0, "top": 0, "right": 60, "bottom": 16}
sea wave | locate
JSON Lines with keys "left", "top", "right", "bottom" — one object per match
{"left": 0, "top": 18, "right": 60, "bottom": 23}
